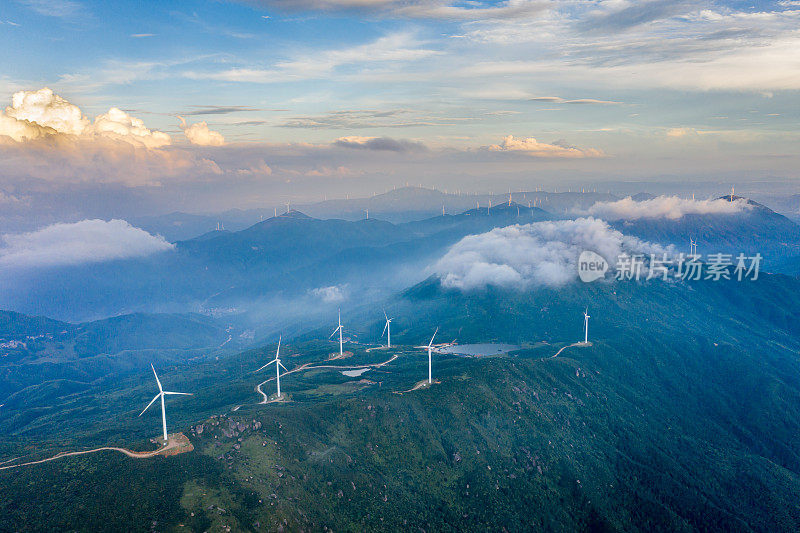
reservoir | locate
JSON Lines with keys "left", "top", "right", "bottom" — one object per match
{"left": 435, "top": 343, "right": 520, "bottom": 357}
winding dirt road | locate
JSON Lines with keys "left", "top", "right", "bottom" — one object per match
{"left": 548, "top": 342, "right": 590, "bottom": 359}
{"left": 0, "top": 434, "right": 192, "bottom": 471}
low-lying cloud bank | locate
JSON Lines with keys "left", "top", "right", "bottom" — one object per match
{"left": 0, "top": 219, "right": 174, "bottom": 269}
{"left": 433, "top": 218, "right": 667, "bottom": 291}
{"left": 581, "top": 195, "right": 751, "bottom": 220}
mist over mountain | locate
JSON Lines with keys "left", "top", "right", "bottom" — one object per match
{"left": 0, "top": 203, "right": 550, "bottom": 324}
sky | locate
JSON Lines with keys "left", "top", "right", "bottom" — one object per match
{"left": 0, "top": 0, "right": 799, "bottom": 226}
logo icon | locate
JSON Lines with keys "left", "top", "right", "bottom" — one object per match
{"left": 578, "top": 251, "right": 608, "bottom": 282}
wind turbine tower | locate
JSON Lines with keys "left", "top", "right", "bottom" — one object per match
{"left": 330, "top": 310, "right": 344, "bottom": 356}
{"left": 583, "top": 308, "right": 590, "bottom": 344}
{"left": 139, "top": 364, "right": 192, "bottom": 442}
{"left": 427, "top": 327, "right": 439, "bottom": 384}
{"left": 256, "top": 335, "right": 288, "bottom": 397}
{"left": 382, "top": 310, "right": 393, "bottom": 348}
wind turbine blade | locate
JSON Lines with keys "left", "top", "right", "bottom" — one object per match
{"left": 381, "top": 321, "right": 388, "bottom": 337}
{"left": 139, "top": 393, "right": 161, "bottom": 416}
{"left": 428, "top": 327, "right": 439, "bottom": 347}
{"left": 276, "top": 335, "right": 281, "bottom": 358}
{"left": 329, "top": 327, "right": 340, "bottom": 339}
{"left": 163, "top": 391, "right": 192, "bottom": 396}
{"left": 256, "top": 359, "right": 277, "bottom": 372}
{"left": 278, "top": 361, "right": 288, "bottom": 371}
{"left": 383, "top": 309, "right": 388, "bottom": 321}
{"left": 151, "top": 363, "right": 163, "bottom": 392}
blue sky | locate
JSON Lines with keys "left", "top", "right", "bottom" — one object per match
{"left": 0, "top": 0, "right": 799, "bottom": 221}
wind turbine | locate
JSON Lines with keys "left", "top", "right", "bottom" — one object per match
{"left": 139, "top": 364, "right": 192, "bottom": 443}
{"left": 330, "top": 309, "right": 344, "bottom": 356}
{"left": 689, "top": 238, "right": 697, "bottom": 256}
{"left": 256, "top": 335, "right": 288, "bottom": 397}
{"left": 427, "top": 327, "right": 439, "bottom": 384}
{"left": 381, "top": 310, "right": 393, "bottom": 348}
{"left": 583, "top": 308, "right": 590, "bottom": 344}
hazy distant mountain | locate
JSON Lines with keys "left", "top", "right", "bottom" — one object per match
{"left": 611, "top": 196, "right": 800, "bottom": 261}
{"left": 128, "top": 187, "right": 618, "bottom": 241}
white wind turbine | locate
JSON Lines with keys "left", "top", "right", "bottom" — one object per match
{"left": 427, "top": 327, "right": 439, "bottom": 384}
{"left": 139, "top": 364, "right": 192, "bottom": 443}
{"left": 583, "top": 308, "right": 590, "bottom": 344}
{"left": 256, "top": 335, "right": 288, "bottom": 397}
{"left": 689, "top": 237, "right": 697, "bottom": 256}
{"left": 330, "top": 309, "right": 344, "bottom": 356}
{"left": 381, "top": 310, "right": 393, "bottom": 348}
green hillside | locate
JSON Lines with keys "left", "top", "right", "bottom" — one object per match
{"left": 2, "top": 274, "right": 800, "bottom": 531}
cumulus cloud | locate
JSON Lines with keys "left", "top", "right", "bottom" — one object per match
{"left": 0, "top": 88, "right": 171, "bottom": 148}
{"left": 4, "top": 87, "right": 87, "bottom": 136}
{"left": 333, "top": 135, "right": 426, "bottom": 152}
{"left": 487, "top": 135, "right": 603, "bottom": 158}
{"left": 0, "top": 219, "right": 174, "bottom": 269}
{"left": 433, "top": 218, "right": 667, "bottom": 290}
{"left": 0, "top": 88, "right": 228, "bottom": 185}
{"left": 309, "top": 284, "right": 348, "bottom": 303}
{"left": 178, "top": 116, "right": 226, "bottom": 146}
{"left": 93, "top": 107, "right": 171, "bottom": 148}
{"left": 581, "top": 196, "right": 752, "bottom": 220}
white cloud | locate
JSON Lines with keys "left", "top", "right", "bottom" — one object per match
{"left": 488, "top": 135, "right": 603, "bottom": 158}
{"left": 0, "top": 219, "right": 174, "bottom": 269}
{"left": 179, "top": 116, "right": 225, "bottom": 146}
{"left": 433, "top": 218, "right": 667, "bottom": 291}
{"left": 0, "top": 88, "right": 228, "bottom": 185}
{"left": 0, "top": 112, "right": 53, "bottom": 141}
{"left": 0, "top": 88, "right": 171, "bottom": 148}
{"left": 309, "top": 284, "right": 348, "bottom": 303}
{"left": 92, "top": 107, "right": 171, "bottom": 148}
{"left": 184, "top": 32, "right": 440, "bottom": 82}
{"left": 6, "top": 87, "right": 88, "bottom": 135}
{"left": 581, "top": 196, "right": 752, "bottom": 220}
